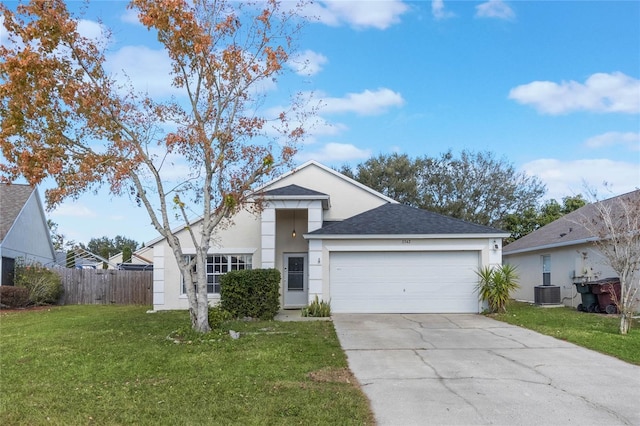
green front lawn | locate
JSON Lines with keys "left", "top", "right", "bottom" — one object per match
{"left": 0, "top": 306, "right": 373, "bottom": 425}
{"left": 493, "top": 301, "right": 640, "bottom": 365}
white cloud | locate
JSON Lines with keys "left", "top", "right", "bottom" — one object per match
{"left": 305, "top": 0, "right": 409, "bottom": 30}
{"left": 475, "top": 0, "right": 515, "bottom": 20}
{"left": 50, "top": 203, "right": 98, "bottom": 218}
{"left": 509, "top": 72, "right": 640, "bottom": 115}
{"left": 288, "top": 50, "right": 328, "bottom": 76}
{"left": 585, "top": 131, "right": 640, "bottom": 151}
{"left": 105, "top": 45, "right": 178, "bottom": 97}
{"left": 522, "top": 158, "right": 640, "bottom": 201}
{"left": 321, "top": 88, "right": 405, "bottom": 116}
{"left": 296, "top": 142, "right": 372, "bottom": 163}
{"left": 300, "top": 115, "right": 348, "bottom": 144}
{"left": 432, "top": 0, "right": 455, "bottom": 21}
{"left": 77, "top": 19, "right": 107, "bottom": 42}
{"left": 120, "top": 8, "right": 141, "bottom": 25}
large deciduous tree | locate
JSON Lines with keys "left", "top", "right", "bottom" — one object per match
{"left": 345, "top": 151, "right": 546, "bottom": 229}
{"left": 81, "top": 235, "right": 139, "bottom": 267}
{"left": 0, "top": 0, "right": 307, "bottom": 332}
{"left": 503, "top": 195, "right": 586, "bottom": 243}
{"left": 339, "top": 153, "right": 420, "bottom": 206}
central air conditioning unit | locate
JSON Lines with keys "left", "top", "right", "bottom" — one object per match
{"left": 534, "top": 285, "right": 561, "bottom": 305}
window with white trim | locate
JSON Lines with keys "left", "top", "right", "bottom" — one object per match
{"left": 542, "top": 255, "right": 551, "bottom": 286}
{"left": 182, "top": 254, "right": 253, "bottom": 294}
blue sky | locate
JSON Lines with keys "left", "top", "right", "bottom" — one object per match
{"left": 2, "top": 0, "right": 639, "bottom": 247}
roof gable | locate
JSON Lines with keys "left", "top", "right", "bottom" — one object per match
{"left": 259, "top": 160, "right": 397, "bottom": 204}
{"left": 0, "top": 184, "right": 35, "bottom": 243}
{"left": 261, "top": 184, "right": 328, "bottom": 197}
{"left": 261, "top": 184, "right": 330, "bottom": 209}
{"left": 503, "top": 189, "right": 640, "bottom": 254}
{"left": 307, "top": 203, "right": 506, "bottom": 236}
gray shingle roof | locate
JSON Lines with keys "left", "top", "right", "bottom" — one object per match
{"left": 308, "top": 203, "right": 506, "bottom": 236}
{"left": 503, "top": 189, "right": 640, "bottom": 254}
{"left": 261, "top": 184, "right": 328, "bottom": 197}
{"left": 0, "top": 184, "right": 34, "bottom": 243}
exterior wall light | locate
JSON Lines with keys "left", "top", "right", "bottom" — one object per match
{"left": 292, "top": 210, "right": 296, "bottom": 238}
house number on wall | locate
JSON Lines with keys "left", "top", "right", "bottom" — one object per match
{"left": 401, "top": 239, "right": 411, "bottom": 244}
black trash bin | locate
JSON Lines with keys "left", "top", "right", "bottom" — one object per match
{"left": 574, "top": 282, "right": 598, "bottom": 312}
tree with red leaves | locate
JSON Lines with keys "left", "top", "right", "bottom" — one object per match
{"left": 1, "top": 0, "right": 308, "bottom": 332}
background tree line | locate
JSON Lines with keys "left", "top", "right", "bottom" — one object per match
{"left": 47, "top": 220, "right": 139, "bottom": 263}
{"left": 340, "top": 151, "right": 585, "bottom": 243}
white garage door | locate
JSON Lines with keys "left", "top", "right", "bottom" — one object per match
{"left": 330, "top": 251, "right": 480, "bottom": 313}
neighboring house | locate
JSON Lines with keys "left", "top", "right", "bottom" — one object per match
{"left": 109, "top": 245, "right": 154, "bottom": 270}
{"left": 0, "top": 184, "right": 56, "bottom": 286}
{"left": 503, "top": 190, "right": 639, "bottom": 307}
{"left": 149, "top": 161, "right": 507, "bottom": 313}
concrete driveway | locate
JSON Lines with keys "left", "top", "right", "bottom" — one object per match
{"left": 332, "top": 314, "right": 640, "bottom": 426}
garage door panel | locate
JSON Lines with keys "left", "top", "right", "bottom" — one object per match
{"left": 330, "top": 251, "right": 479, "bottom": 313}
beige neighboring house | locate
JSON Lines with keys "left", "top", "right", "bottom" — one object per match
{"left": 0, "top": 184, "right": 56, "bottom": 286}
{"left": 503, "top": 190, "right": 639, "bottom": 308}
{"left": 108, "top": 245, "right": 154, "bottom": 270}
{"left": 147, "top": 161, "right": 508, "bottom": 313}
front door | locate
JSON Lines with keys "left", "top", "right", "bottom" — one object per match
{"left": 284, "top": 253, "right": 308, "bottom": 308}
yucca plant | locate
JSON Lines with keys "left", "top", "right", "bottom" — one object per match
{"left": 475, "top": 264, "right": 520, "bottom": 313}
{"left": 301, "top": 295, "right": 331, "bottom": 317}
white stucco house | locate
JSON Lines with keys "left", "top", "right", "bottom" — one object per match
{"left": 149, "top": 161, "right": 508, "bottom": 313}
{"left": 0, "top": 184, "right": 56, "bottom": 286}
{"left": 503, "top": 190, "right": 639, "bottom": 308}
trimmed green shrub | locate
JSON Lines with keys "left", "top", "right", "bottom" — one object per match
{"left": 475, "top": 264, "right": 520, "bottom": 313}
{"left": 0, "top": 286, "right": 30, "bottom": 308}
{"left": 15, "top": 261, "right": 63, "bottom": 305}
{"left": 220, "top": 269, "right": 280, "bottom": 320}
{"left": 301, "top": 295, "right": 331, "bottom": 317}
{"left": 208, "top": 305, "right": 232, "bottom": 329}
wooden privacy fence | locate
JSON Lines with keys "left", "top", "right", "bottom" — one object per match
{"left": 56, "top": 269, "right": 153, "bottom": 305}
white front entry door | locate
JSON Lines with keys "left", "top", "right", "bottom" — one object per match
{"left": 283, "top": 253, "right": 308, "bottom": 308}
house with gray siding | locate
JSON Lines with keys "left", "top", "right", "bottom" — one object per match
{"left": 0, "top": 184, "right": 56, "bottom": 286}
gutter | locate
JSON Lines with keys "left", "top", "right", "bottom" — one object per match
{"left": 503, "top": 237, "right": 599, "bottom": 255}
{"left": 304, "top": 233, "right": 510, "bottom": 240}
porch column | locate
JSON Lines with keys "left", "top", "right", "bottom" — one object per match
{"left": 261, "top": 205, "right": 276, "bottom": 268}
{"left": 307, "top": 202, "right": 323, "bottom": 232}
{"left": 153, "top": 245, "right": 165, "bottom": 310}
{"left": 308, "top": 239, "right": 323, "bottom": 302}
{"left": 307, "top": 201, "right": 324, "bottom": 303}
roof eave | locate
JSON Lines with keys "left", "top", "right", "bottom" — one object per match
{"left": 503, "top": 237, "right": 599, "bottom": 255}
{"left": 262, "top": 194, "right": 330, "bottom": 209}
{"left": 304, "top": 232, "right": 510, "bottom": 240}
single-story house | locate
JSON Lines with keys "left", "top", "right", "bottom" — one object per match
{"left": 0, "top": 184, "right": 56, "bottom": 286}
{"left": 503, "top": 190, "right": 639, "bottom": 308}
{"left": 108, "top": 245, "right": 154, "bottom": 270}
{"left": 149, "top": 161, "right": 508, "bottom": 313}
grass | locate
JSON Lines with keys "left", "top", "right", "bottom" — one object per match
{"left": 492, "top": 301, "right": 640, "bottom": 365}
{"left": 0, "top": 305, "right": 374, "bottom": 425}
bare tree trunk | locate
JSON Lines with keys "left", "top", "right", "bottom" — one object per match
{"left": 620, "top": 314, "right": 630, "bottom": 335}
{"left": 191, "top": 304, "right": 211, "bottom": 333}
